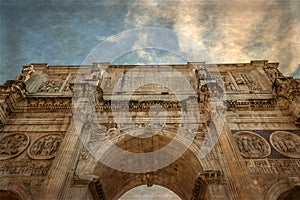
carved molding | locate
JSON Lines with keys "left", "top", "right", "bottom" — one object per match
{"left": 27, "top": 97, "right": 72, "bottom": 111}
{"left": 227, "top": 99, "right": 276, "bottom": 111}
{"left": 191, "top": 174, "right": 207, "bottom": 200}
{"left": 200, "top": 170, "right": 225, "bottom": 185}
{"left": 245, "top": 159, "right": 300, "bottom": 175}
{"left": 0, "top": 161, "right": 51, "bottom": 176}
{"left": 0, "top": 133, "right": 30, "bottom": 160}
{"left": 191, "top": 170, "right": 225, "bottom": 200}
{"left": 89, "top": 178, "right": 106, "bottom": 200}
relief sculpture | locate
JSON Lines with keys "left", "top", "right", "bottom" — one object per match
{"left": 234, "top": 131, "right": 271, "bottom": 158}
{"left": 28, "top": 134, "right": 62, "bottom": 159}
{"left": 232, "top": 73, "right": 261, "bottom": 91}
{"left": 0, "top": 133, "right": 30, "bottom": 160}
{"left": 270, "top": 131, "right": 300, "bottom": 158}
{"left": 263, "top": 64, "right": 283, "bottom": 83}
{"left": 38, "top": 80, "right": 62, "bottom": 92}
{"left": 0, "top": 161, "right": 51, "bottom": 176}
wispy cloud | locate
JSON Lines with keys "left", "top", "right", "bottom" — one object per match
{"left": 1, "top": 0, "right": 299, "bottom": 82}
{"left": 123, "top": 0, "right": 300, "bottom": 76}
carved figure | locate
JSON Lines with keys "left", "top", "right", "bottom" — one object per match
{"left": 234, "top": 131, "right": 271, "bottom": 158}
{"left": 28, "top": 134, "right": 62, "bottom": 159}
{"left": 38, "top": 80, "right": 61, "bottom": 92}
{"left": 270, "top": 131, "right": 300, "bottom": 158}
{"left": 0, "top": 133, "right": 30, "bottom": 160}
{"left": 0, "top": 161, "right": 51, "bottom": 176}
{"left": 15, "top": 65, "right": 35, "bottom": 82}
{"left": 263, "top": 64, "right": 283, "bottom": 83}
{"left": 225, "top": 80, "right": 235, "bottom": 91}
{"left": 234, "top": 74, "right": 245, "bottom": 85}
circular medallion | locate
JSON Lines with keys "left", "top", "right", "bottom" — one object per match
{"left": 28, "top": 134, "right": 62, "bottom": 160}
{"left": 0, "top": 133, "right": 30, "bottom": 160}
{"left": 234, "top": 131, "right": 271, "bottom": 158}
{"left": 270, "top": 131, "right": 300, "bottom": 158}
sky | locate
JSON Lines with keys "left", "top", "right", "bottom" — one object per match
{"left": 0, "top": 0, "right": 300, "bottom": 83}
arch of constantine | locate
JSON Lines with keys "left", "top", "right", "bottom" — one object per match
{"left": 0, "top": 60, "right": 299, "bottom": 199}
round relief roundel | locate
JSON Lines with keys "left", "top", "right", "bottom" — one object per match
{"left": 28, "top": 134, "right": 62, "bottom": 160}
{"left": 0, "top": 133, "right": 30, "bottom": 160}
{"left": 234, "top": 131, "right": 271, "bottom": 158}
{"left": 270, "top": 131, "right": 300, "bottom": 158}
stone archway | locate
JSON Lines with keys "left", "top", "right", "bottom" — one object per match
{"left": 92, "top": 135, "right": 204, "bottom": 200}
{"left": 119, "top": 185, "right": 181, "bottom": 199}
{"left": 265, "top": 179, "right": 300, "bottom": 200}
{"left": 278, "top": 187, "right": 300, "bottom": 200}
{"left": 0, "top": 190, "right": 22, "bottom": 200}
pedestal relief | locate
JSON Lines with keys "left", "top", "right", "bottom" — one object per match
{"left": 28, "top": 134, "right": 62, "bottom": 159}
{"left": 234, "top": 131, "right": 271, "bottom": 158}
{"left": 0, "top": 133, "right": 30, "bottom": 160}
{"left": 270, "top": 131, "right": 300, "bottom": 158}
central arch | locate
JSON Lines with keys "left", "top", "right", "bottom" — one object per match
{"left": 93, "top": 134, "right": 204, "bottom": 200}
{"left": 0, "top": 190, "right": 22, "bottom": 200}
{"left": 119, "top": 185, "right": 181, "bottom": 200}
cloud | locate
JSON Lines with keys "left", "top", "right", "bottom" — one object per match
{"left": 123, "top": 0, "right": 300, "bottom": 77}
{"left": 291, "top": 64, "right": 300, "bottom": 77}
{"left": 1, "top": 0, "right": 299, "bottom": 83}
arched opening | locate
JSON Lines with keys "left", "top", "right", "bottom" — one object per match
{"left": 0, "top": 190, "right": 22, "bottom": 200}
{"left": 93, "top": 135, "right": 204, "bottom": 200}
{"left": 119, "top": 185, "right": 181, "bottom": 200}
{"left": 278, "top": 187, "right": 300, "bottom": 200}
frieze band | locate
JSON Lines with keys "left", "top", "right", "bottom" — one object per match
{"left": 0, "top": 161, "right": 51, "bottom": 176}
{"left": 245, "top": 159, "right": 300, "bottom": 175}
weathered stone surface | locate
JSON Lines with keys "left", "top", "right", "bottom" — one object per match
{"left": 0, "top": 61, "right": 299, "bottom": 200}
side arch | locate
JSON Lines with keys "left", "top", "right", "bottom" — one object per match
{"left": 0, "top": 190, "right": 22, "bottom": 200}
{"left": 0, "top": 179, "right": 31, "bottom": 200}
{"left": 119, "top": 184, "right": 181, "bottom": 199}
{"left": 265, "top": 179, "right": 297, "bottom": 200}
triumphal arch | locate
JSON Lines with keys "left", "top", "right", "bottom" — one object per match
{"left": 0, "top": 60, "right": 299, "bottom": 199}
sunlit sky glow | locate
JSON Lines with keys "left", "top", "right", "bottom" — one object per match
{"left": 1, "top": 0, "right": 299, "bottom": 83}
